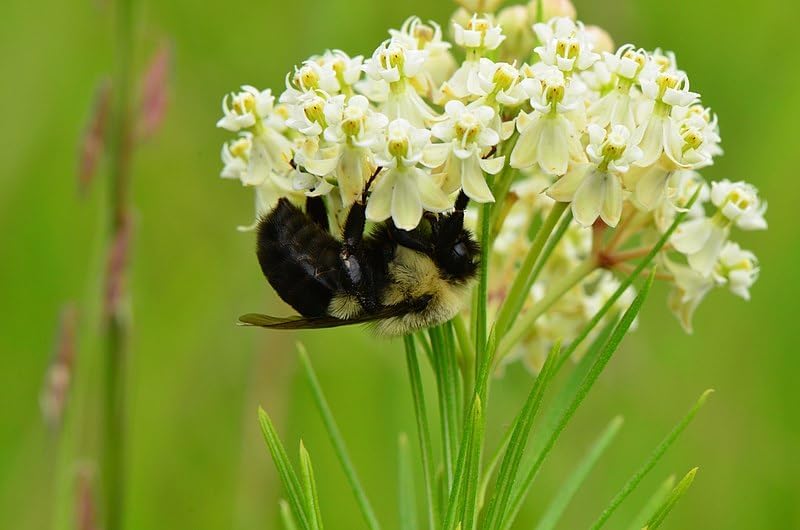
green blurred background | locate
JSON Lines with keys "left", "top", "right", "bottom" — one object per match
{"left": 1, "top": 0, "right": 798, "bottom": 528}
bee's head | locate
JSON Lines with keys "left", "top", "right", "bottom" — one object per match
{"left": 432, "top": 215, "right": 480, "bottom": 283}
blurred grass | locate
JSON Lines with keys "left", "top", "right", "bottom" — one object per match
{"left": 1, "top": 0, "right": 798, "bottom": 529}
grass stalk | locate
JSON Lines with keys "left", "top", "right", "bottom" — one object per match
{"left": 101, "top": 0, "right": 135, "bottom": 527}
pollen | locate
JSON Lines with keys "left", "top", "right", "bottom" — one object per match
{"left": 229, "top": 137, "right": 251, "bottom": 158}
{"left": 232, "top": 93, "right": 255, "bottom": 114}
{"left": 296, "top": 66, "right": 320, "bottom": 90}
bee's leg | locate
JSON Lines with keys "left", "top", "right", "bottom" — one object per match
{"left": 342, "top": 165, "right": 383, "bottom": 250}
{"left": 389, "top": 222, "right": 431, "bottom": 253}
{"left": 435, "top": 191, "right": 470, "bottom": 244}
{"left": 454, "top": 190, "right": 470, "bottom": 214}
{"left": 306, "top": 196, "right": 330, "bottom": 232}
{"left": 340, "top": 200, "right": 384, "bottom": 312}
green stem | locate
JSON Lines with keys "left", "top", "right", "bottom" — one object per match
{"left": 102, "top": 0, "right": 134, "bottom": 528}
{"left": 474, "top": 201, "right": 492, "bottom": 374}
{"left": 429, "top": 326, "right": 456, "bottom": 488}
{"left": 404, "top": 336, "right": 438, "bottom": 530}
{"left": 453, "top": 314, "right": 475, "bottom": 410}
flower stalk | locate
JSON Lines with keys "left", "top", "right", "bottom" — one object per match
{"left": 101, "top": 0, "right": 135, "bottom": 528}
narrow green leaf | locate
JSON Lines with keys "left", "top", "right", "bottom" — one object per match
{"left": 398, "top": 433, "right": 419, "bottom": 530}
{"left": 429, "top": 326, "right": 456, "bottom": 488}
{"left": 444, "top": 321, "right": 465, "bottom": 427}
{"left": 500, "top": 270, "right": 657, "bottom": 530}
{"left": 460, "top": 395, "right": 486, "bottom": 530}
{"left": 643, "top": 467, "right": 698, "bottom": 530}
{"left": 404, "top": 335, "right": 439, "bottom": 530}
{"left": 473, "top": 199, "right": 493, "bottom": 362}
{"left": 443, "top": 395, "right": 482, "bottom": 530}
{"left": 258, "top": 408, "right": 311, "bottom": 530}
{"left": 453, "top": 314, "right": 476, "bottom": 407}
{"left": 589, "top": 390, "right": 712, "bottom": 530}
{"left": 483, "top": 343, "right": 560, "bottom": 530}
{"left": 530, "top": 320, "right": 617, "bottom": 458}
{"left": 280, "top": 499, "right": 300, "bottom": 530}
{"left": 297, "top": 345, "right": 381, "bottom": 530}
{"left": 535, "top": 416, "right": 624, "bottom": 530}
{"left": 298, "top": 441, "right": 324, "bottom": 530}
{"left": 416, "top": 331, "right": 435, "bottom": 368}
{"left": 626, "top": 475, "right": 676, "bottom": 530}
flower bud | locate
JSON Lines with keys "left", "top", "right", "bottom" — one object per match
{"left": 527, "top": 0, "right": 576, "bottom": 22}
{"left": 584, "top": 25, "right": 615, "bottom": 54}
{"left": 496, "top": 6, "right": 535, "bottom": 63}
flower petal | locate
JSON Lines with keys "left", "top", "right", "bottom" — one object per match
{"left": 671, "top": 217, "right": 711, "bottom": 255}
{"left": 572, "top": 169, "right": 605, "bottom": 227}
{"left": 600, "top": 175, "right": 623, "bottom": 227}
{"left": 537, "top": 115, "right": 570, "bottom": 175}
{"left": 462, "top": 155, "right": 495, "bottom": 203}
{"left": 365, "top": 170, "right": 395, "bottom": 222}
{"left": 392, "top": 171, "right": 423, "bottom": 230}
{"left": 479, "top": 155, "right": 505, "bottom": 175}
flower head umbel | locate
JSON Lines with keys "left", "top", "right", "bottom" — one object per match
{"left": 217, "top": 5, "right": 767, "bottom": 360}
{"left": 426, "top": 101, "right": 505, "bottom": 202}
{"left": 367, "top": 119, "right": 451, "bottom": 230}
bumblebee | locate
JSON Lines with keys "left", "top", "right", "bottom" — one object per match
{"left": 239, "top": 178, "right": 480, "bottom": 336}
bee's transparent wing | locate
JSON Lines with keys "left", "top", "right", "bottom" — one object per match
{"left": 238, "top": 304, "right": 413, "bottom": 330}
{"left": 238, "top": 313, "right": 360, "bottom": 329}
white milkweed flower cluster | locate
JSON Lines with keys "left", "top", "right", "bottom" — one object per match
{"left": 216, "top": 0, "right": 767, "bottom": 368}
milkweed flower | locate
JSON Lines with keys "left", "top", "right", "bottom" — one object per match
{"left": 366, "top": 119, "right": 451, "bottom": 230}
{"left": 440, "top": 15, "right": 506, "bottom": 101}
{"left": 217, "top": 86, "right": 277, "bottom": 132}
{"left": 390, "top": 17, "right": 457, "bottom": 89}
{"left": 217, "top": 86, "right": 294, "bottom": 189}
{"left": 319, "top": 95, "right": 389, "bottom": 205}
{"left": 588, "top": 45, "right": 649, "bottom": 131}
{"left": 426, "top": 101, "right": 504, "bottom": 202}
{"left": 362, "top": 40, "right": 437, "bottom": 127}
{"left": 532, "top": 17, "right": 600, "bottom": 75}
{"left": 548, "top": 123, "right": 642, "bottom": 226}
{"left": 510, "top": 65, "right": 584, "bottom": 175}
{"left": 671, "top": 180, "right": 767, "bottom": 275}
